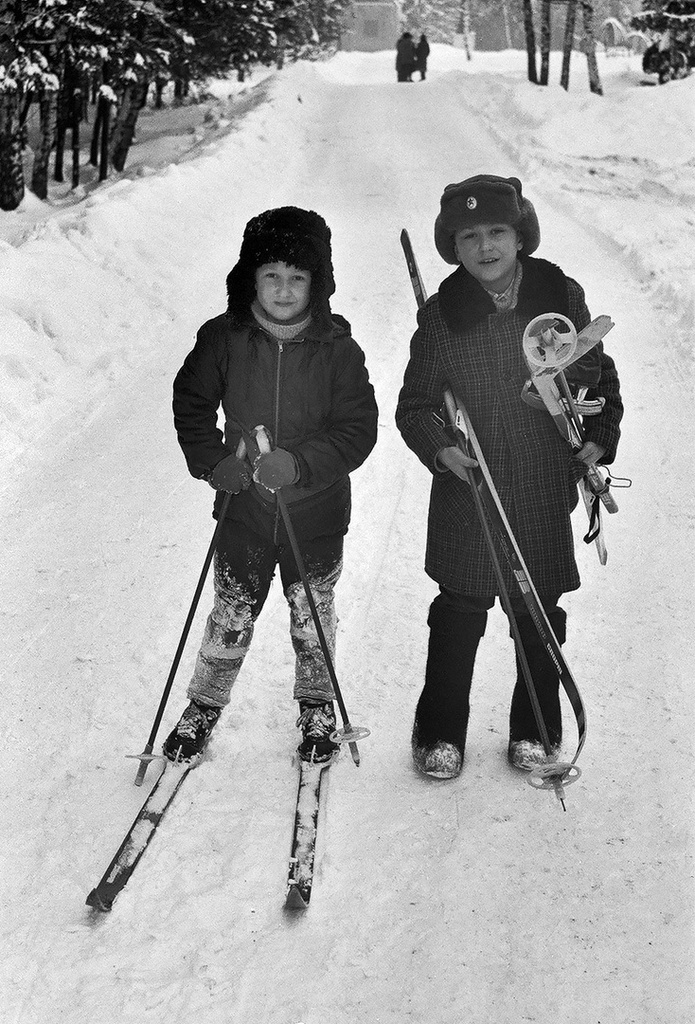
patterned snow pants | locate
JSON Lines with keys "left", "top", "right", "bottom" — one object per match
{"left": 187, "top": 518, "right": 343, "bottom": 709}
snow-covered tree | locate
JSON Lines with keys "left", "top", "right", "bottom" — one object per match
{"left": 632, "top": 0, "right": 695, "bottom": 79}
{"left": 0, "top": 0, "right": 399, "bottom": 203}
{"left": 399, "top": 0, "right": 459, "bottom": 42}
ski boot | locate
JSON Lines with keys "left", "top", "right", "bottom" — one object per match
{"left": 163, "top": 700, "right": 222, "bottom": 762}
{"left": 296, "top": 701, "right": 339, "bottom": 763}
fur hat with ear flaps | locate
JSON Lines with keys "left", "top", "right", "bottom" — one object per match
{"left": 226, "top": 206, "right": 336, "bottom": 330}
{"left": 434, "top": 175, "right": 541, "bottom": 264}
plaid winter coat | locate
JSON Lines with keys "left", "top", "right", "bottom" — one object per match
{"left": 396, "top": 256, "right": 623, "bottom": 598}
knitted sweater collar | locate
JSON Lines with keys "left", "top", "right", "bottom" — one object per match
{"left": 251, "top": 300, "right": 312, "bottom": 341}
{"left": 437, "top": 256, "right": 570, "bottom": 333}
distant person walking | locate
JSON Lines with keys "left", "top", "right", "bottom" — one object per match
{"left": 396, "top": 31, "right": 416, "bottom": 83}
{"left": 416, "top": 33, "right": 430, "bottom": 80}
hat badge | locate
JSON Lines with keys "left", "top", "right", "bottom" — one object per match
{"left": 466, "top": 196, "right": 477, "bottom": 209}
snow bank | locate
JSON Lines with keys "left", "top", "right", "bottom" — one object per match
{"left": 433, "top": 48, "right": 695, "bottom": 329}
{"left": 1, "top": 48, "right": 692, "bottom": 480}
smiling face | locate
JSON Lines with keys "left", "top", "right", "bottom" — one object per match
{"left": 255, "top": 262, "right": 312, "bottom": 322}
{"left": 454, "top": 223, "right": 522, "bottom": 293}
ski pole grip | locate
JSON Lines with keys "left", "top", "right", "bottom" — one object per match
{"left": 253, "top": 425, "right": 272, "bottom": 455}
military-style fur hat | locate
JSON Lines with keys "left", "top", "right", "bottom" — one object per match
{"left": 434, "top": 175, "right": 541, "bottom": 263}
{"left": 226, "top": 206, "right": 335, "bottom": 329}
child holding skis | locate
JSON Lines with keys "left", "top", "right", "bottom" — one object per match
{"left": 165, "top": 206, "right": 378, "bottom": 764}
{"left": 396, "top": 174, "right": 623, "bottom": 779}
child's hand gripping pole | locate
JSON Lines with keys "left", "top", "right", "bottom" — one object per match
{"left": 247, "top": 426, "right": 370, "bottom": 766}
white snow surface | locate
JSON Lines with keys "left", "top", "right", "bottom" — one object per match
{"left": 2, "top": 46, "right": 694, "bottom": 1024}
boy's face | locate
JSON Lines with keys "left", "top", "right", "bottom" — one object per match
{"left": 255, "top": 262, "right": 312, "bottom": 321}
{"left": 454, "top": 223, "right": 522, "bottom": 293}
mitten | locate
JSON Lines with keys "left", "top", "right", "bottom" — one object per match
{"left": 209, "top": 454, "right": 252, "bottom": 493}
{"left": 253, "top": 448, "right": 299, "bottom": 490}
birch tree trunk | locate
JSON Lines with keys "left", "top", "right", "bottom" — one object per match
{"left": 30, "top": 88, "right": 58, "bottom": 199}
{"left": 0, "top": 0, "right": 24, "bottom": 209}
{"left": 99, "top": 95, "right": 110, "bottom": 181}
{"left": 111, "top": 78, "right": 149, "bottom": 173}
{"left": 90, "top": 98, "right": 102, "bottom": 166}
{"left": 581, "top": 0, "right": 603, "bottom": 95}
{"left": 502, "top": 1, "right": 513, "bottom": 48}
{"left": 0, "top": 86, "right": 24, "bottom": 210}
{"left": 109, "top": 82, "right": 133, "bottom": 170}
{"left": 462, "top": 0, "right": 472, "bottom": 61}
{"left": 54, "top": 77, "right": 70, "bottom": 183}
{"left": 560, "top": 0, "right": 579, "bottom": 91}
{"left": 521, "top": 0, "right": 538, "bottom": 84}
{"left": 72, "top": 86, "right": 82, "bottom": 188}
{"left": 540, "top": 0, "right": 551, "bottom": 85}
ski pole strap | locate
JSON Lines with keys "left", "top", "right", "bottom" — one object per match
{"left": 583, "top": 492, "right": 602, "bottom": 546}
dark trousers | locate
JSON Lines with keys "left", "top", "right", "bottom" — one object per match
{"left": 188, "top": 518, "right": 343, "bottom": 708}
{"left": 414, "top": 587, "right": 565, "bottom": 754}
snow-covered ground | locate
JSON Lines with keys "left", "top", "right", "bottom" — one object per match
{"left": 2, "top": 46, "right": 694, "bottom": 1024}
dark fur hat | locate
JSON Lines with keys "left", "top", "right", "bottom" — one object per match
{"left": 226, "top": 206, "right": 335, "bottom": 330}
{"left": 434, "top": 175, "right": 541, "bottom": 263}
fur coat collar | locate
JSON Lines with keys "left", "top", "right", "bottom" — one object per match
{"left": 437, "top": 256, "right": 570, "bottom": 333}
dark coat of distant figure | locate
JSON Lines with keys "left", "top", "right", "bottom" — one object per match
{"left": 416, "top": 34, "right": 430, "bottom": 80}
{"left": 396, "top": 32, "right": 416, "bottom": 82}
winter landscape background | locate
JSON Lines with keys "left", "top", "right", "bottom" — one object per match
{"left": 1, "top": 44, "right": 694, "bottom": 1024}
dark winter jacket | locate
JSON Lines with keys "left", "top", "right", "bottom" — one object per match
{"left": 396, "top": 257, "right": 623, "bottom": 598}
{"left": 173, "top": 313, "right": 378, "bottom": 542}
{"left": 416, "top": 36, "right": 430, "bottom": 70}
{"left": 396, "top": 35, "right": 416, "bottom": 72}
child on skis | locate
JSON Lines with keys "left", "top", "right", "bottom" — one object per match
{"left": 165, "top": 206, "right": 378, "bottom": 764}
{"left": 396, "top": 174, "right": 623, "bottom": 779}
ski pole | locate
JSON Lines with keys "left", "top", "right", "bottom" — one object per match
{"left": 130, "top": 488, "right": 233, "bottom": 786}
{"left": 249, "top": 425, "right": 368, "bottom": 767}
{"left": 442, "top": 391, "right": 564, "bottom": 801}
{"left": 444, "top": 388, "right": 576, "bottom": 810}
{"left": 275, "top": 490, "right": 367, "bottom": 767}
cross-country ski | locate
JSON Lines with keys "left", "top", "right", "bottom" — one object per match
{"left": 285, "top": 758, "right": 334, "bottom": 910}
{"left": 86, "top": 758, "right": 198, "bottom": 912}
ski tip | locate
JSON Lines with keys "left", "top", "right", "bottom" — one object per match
{"left": 285, "top": 883, "right": 310, "bottom": 911}
{"left": 86, "top": 888, "right": 113, "bottom": 913}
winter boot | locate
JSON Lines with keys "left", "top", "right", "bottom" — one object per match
{"left": 508, "top": 738, "right": 560, "bottom": 771}
{"left": 411, "top": 599, "right": 487, "bottom": 779}
{"left": 411, "top": 734, "right": 463, "bottom": 780}
{"left": 508, "top": 608, "right": 565, "bottom": 770}
{"left": 296, "top": 701, "right": 339, "bottom": 763}
{"left": 163, "top": 699, "right": 222, "bottom": 762}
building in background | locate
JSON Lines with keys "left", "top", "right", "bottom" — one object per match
{"left": 340, "top": 0, "right": 400, "bottom": 52}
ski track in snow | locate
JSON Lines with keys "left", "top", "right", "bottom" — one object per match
{"left": 1, "top": 47, "right": 694, "bottom": 1024}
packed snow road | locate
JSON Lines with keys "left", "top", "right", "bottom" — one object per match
{"left": 2, "top": 48, "right": 693, "bottom": 1024}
